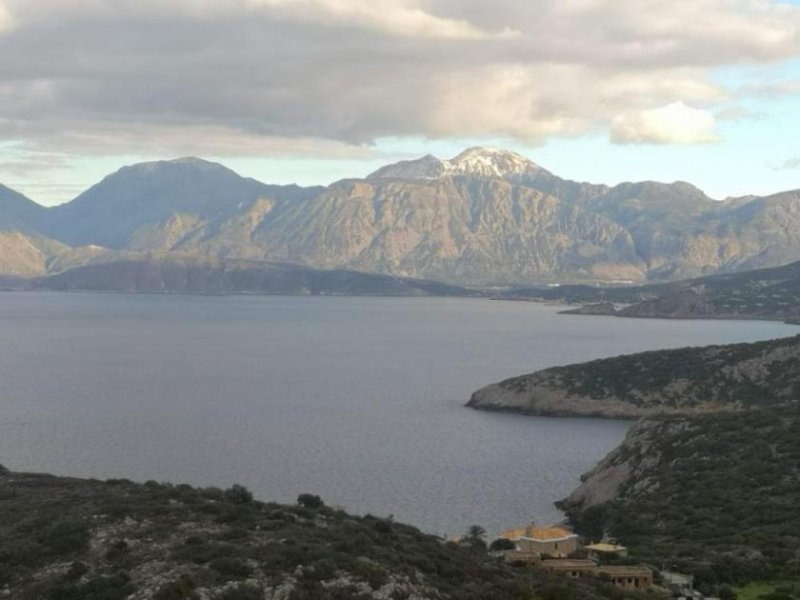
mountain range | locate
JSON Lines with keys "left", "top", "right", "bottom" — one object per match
{"left": 3, "top": 147, "right": 800, "bottom": 286}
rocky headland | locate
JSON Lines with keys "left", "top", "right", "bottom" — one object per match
{"left": 467, "top": 334, "right": 800, "bottom": 418}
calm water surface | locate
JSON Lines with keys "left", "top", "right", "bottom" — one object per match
{"left": 0, "top": 293, "right": 796, "bottom": 536}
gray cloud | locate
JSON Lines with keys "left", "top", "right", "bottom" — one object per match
{"left": 774, "top": 157, "right": 800, "bottom": 171}
{"left": 0, "top": 0, "right": 798, "bottom": 163}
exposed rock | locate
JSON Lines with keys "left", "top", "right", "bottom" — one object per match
{"left": 559, "top": 407, "right": 800, "bottom": 583}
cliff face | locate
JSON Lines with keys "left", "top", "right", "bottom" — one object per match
{"left": 467, "top": 334, "right": 800, "bottom": 418}
{"left": 559, "top": 418, "right": 686, "bottom": 510}
{"left": 559, "top": 407, "right": 800, "bottom": 583}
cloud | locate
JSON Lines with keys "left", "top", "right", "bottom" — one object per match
{"left": 0, "top": 2, "right": 14, "bottom": 32}
{"left": 714, "top": 105, "right": 762, "bottom": 121}
{"left": 247, "top": 0, "right": 516, "bottom": 39}
{"left": 774, "top": 157, "right": 800, "bottom": 171}
{"left": 0, "top": 0, "right": 797, "bottom": 163}
{"left": 610, "top": 102, "right": 719, "bottom": 144}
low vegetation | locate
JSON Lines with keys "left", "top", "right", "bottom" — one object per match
{"left": 470, "top": 334, "right": 800, "bottom": 417}
{"left": 0, "top": 466, "right": 652, "bottom": 599}
{"left": 561, "top": 407, "right": 800, "bottom": 596}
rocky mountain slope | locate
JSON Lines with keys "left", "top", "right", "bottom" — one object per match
{"left": 0, "top": 466, "right": 639, "bottom": 600}
{"left": 467, "top": 334, "right": 800, "bottom": 418}
{"left": 559, "top": 406, "right": 800, "bottom": 587}
{"left": 22, "top": 254, "right": 472, "bottom": 296}
{"left": 504, "top": 258, "right": 800, "bottom": 323}
{"left": 2, "top": 147, "right": 800, "bottom": 285}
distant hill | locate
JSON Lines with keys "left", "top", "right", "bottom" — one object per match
{"left": 0, "top": 183, "right": 45, "bottom": 232}
{"left": 467, "top": 334, "right": 800, "bottom": 418}
{"left": 26, "top": 254, "right": 473, "bottom": 297}
{"left": 0, "top": 467, "right": 638, "bottom": 600}
{"left": 503, "top": 258, "right": 800, "bottom": 323}
{"left": 42, "top": 157, "right": 322, "bottom": 250}
{"left": 560, "top": 406, "right": 800, "bottom": 588}
{"left": 2, "top": 148, "right": 800, "bottom": 285}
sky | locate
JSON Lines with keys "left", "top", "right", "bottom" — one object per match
{"left": 0, "top": 0, "right": 799, "bottom": 205}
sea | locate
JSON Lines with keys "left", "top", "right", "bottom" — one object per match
{"left": 0, "top": 293, "right": 795, "bottom": 537}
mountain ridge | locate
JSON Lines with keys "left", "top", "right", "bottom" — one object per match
{"left": 3, "top": 148, "right": 800, "bottom": 285}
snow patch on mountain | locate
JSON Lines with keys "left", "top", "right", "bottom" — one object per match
{"left": 368, "top": 147, "right": 545, "bottom": 181}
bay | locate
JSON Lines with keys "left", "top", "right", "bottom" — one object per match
{"left": 0, "top": 293, "right": 794, "bottom": 537}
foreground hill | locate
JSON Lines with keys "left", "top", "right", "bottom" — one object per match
{"left": 560, "top": 406, "right": 800, "bottom": 588}
{"left": 0, "top": 467, "right": 640, "bottom": 600}
{"left": 18, "top": 255, "right": 473, "bottom": 296}
{"left": 503, "top": 259, "right": 800, "bottom": 323}
{"left": 468, "top": 335, "right": 800, "bottom": 418}
{"left": 2, "top": 148, "right": 800, "bottom": 285}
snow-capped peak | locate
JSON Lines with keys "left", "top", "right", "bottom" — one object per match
{"left": 445, "top": 147, "right": 542, "bottom": 178}
{"left": 367, "top": 147, "right": 543, "bottom": 181}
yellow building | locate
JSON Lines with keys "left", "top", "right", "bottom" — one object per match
{"left": 499, "top": 525, "right": 579, "bottom": 558}
{"left": 539, "top": 560, "right": 653, "bottom": 591}
{"left": 540, "top": 559, "right": 597, "bottom": 579}
{"left": 597, "top": 565, "right": 653, "bottom": 590}
{"left": 585, "top": 542, "right": 628, "bottom": 559}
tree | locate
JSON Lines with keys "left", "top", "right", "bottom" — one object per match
{"left": 718, "top": 584, "right": 737, "bottom": 600}
{"left": 463, "top": 525, "right": 487, "bottom": 551}
{"left": 297, "top": 493, "right": 325, "bottom": 509}
{"left": 489, "top": 538, "right": 515, "bottom": 552}
{"left": 224, "top": 484, "right": 253, "bottom": 504}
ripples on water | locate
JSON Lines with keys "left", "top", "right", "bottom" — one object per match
{"left": 0, "top": 293, "right": 795, "bottom": 536}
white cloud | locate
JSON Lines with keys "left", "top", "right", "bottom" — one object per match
{"left": 610, "top": 102, "right": 719, "bottom": 144}
{"left": 0, "top": 0, "right": 797, "bottom": 163}
{"left": 0, "top": 2, "right": 15, "bottom": 32}
{"left": 247, "top": 0, "right": 515, "bottom": 39}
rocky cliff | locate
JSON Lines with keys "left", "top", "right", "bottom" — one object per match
{"left": 559, "top": 407, "right": 800, "bottom": 584}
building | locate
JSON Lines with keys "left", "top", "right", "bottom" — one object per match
{"left": 540, "top": 559, "right": 598, "bottom": 579}
{"left": 539, "top": 560, "right": 654, "bottom": 591}
{"left": 661, "top": 571, "right": 695, "bottom": 598}
{"left": 500, "top": 550, "right": 542, "bottom": 564}
{"left": 597, "top": 565, "right": 653, "bottom": 590}
{"left": 585, "top": 542, "right": 628, "bottom": 560}
{"left": 499, "top": 525, "right": 579, "bottom": 557}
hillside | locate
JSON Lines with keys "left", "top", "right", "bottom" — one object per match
{"left": 503, "top": 259, "right": 800, "bottom": 323}
{"left": 2, "top": 148, "right": 800, "bottom": 285}
{"left": 467, "top": 334, "right": 800, "bottom": 418}
{"left": 559, "top": 406, "right": 800, "bottom": 588}
{"left": 0, "top": 467, "right": 641, "bottom": 600}
{"left": 25, "top": 255, "right": 472, "bottom": 296}
{"left": 0, "top": 183, "right": 45, "bottom": 232}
